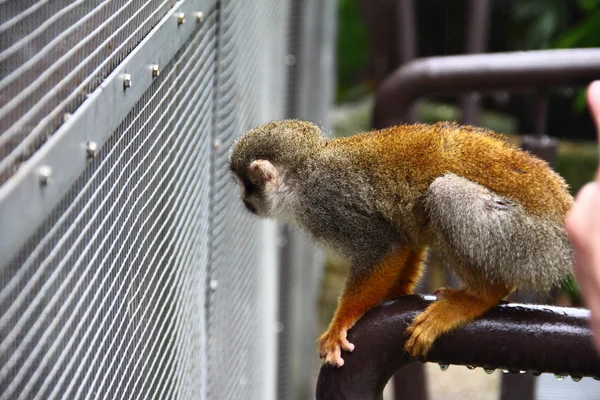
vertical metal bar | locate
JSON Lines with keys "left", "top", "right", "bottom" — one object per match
{"left": 520, "top": 91, "right": 559, "bottom": 168}
{"left": 460, "top": 0, "right": 491, "bottom": 125}
{"left": 503, "top": 91, "right": 555, "bottom": 400}
{"left": 393, "top": 363, "right": 428, "bottom": 400}
{"left": 535, "top": 91, "right": 549, "bottom": 136}
{"left": 395, "top": 0, "right": 417, "bottom": 65}
{"left": 282, "top": 1, "right": 335, "bottom": 399}
{"left": 395, "top": 0, "right": 419, "bottom": 124}
{"left": 500, "top": 368, "right": 537, "bottom": 400}
{"left": 392, "top": 2, "right": 426, "bottom": 397}
{"left": 357, "top": 0, "right": 394, "bottom": 85}
{"left": 278, "top": 1, "right": 304, "bottom": 397}
{"left": 503, "top": 90, "right": 554, "bottom": 400}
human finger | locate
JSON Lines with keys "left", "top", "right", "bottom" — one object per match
{"left": 586, "top": 81, "right": 600, "bottom": 136}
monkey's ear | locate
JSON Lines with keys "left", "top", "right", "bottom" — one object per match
{"left": 249, "top": 159, "right": 279, "bottom": 184}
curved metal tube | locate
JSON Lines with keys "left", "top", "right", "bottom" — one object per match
{"left": 316, "top": 295, "right": 600, "bottom": 400}
{"left": 372, "top": 49, "right": 600, "bottom": 129}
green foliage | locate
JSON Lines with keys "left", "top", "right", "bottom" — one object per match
{"left": 509, "top": 0, "right": 600, "bottom": 51}
{"left": 336, "top": 0, "right": 368, "bottom": 99}
{"left": 561, "top": 274, "right": 580, "bottom": 302}
{"left": 553, "top": 8, "right": 600, "bottom": 48}
{"left": 551, "top": 2, "right": 600, "bottom": 114}
{"left": 556, "top": 141, "right": 599, "bottom": 195}
{"left": 512, "top": 0, "right": 570, "bottom": 49}
{"left": 578, "top": 0, "right": 600, "bottom": 13}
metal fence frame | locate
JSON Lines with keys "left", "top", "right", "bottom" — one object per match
{"left": 0, "top": 0, "right": 336, "bottom": 398}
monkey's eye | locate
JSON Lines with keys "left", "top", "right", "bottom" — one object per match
{"left": 244, "top": 180, "right": 257, "bottom": 195}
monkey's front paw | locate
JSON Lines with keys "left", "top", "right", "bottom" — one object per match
{"left": 404, "top": 309, "right": 441, "bottom": 358}
{"left": 318, "top": 327, "right": 355, "bottom": 367}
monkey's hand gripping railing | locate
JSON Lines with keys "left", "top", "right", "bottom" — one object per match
{"left": 316, "top": 295, "right": 600, "bottom": 400}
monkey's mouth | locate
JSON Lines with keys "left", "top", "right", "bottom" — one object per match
{"left": 242, "top": 199, "right": 258, "bottom": 214}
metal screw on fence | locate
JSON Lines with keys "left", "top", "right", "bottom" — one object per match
{"left": 177, "top": 12, "right": 185, "bottom": 25}
{"left": 274, "top": 321, "right": 284, "bottom": 334}
{"left": 123, "top": 73, "right": 132, "bottom": 88}
{"left": 195, "top": 12, "right": 204, "bottom": 23}
{"left": 86, "top": 142, "right": 98, "bottom": 158}
{"left": 284, "top": 54, "right": 296, "bottom": 67}
{"left": 276, "top": 235, "right": 288, "bottom": 247}
{"left": 151, "top": 64, "right": 160, "bottom": 77}
{"left": 38, "top": 166, "right": 52, "bottom": 186}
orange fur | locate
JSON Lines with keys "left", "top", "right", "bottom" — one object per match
{"left": 327, "top": 123, "right": 573, "bottom": 222}
{"left": 319, "top": 246, "right": 416, "bottom": 366}
{"left": 231, "top": 120, "right": 573, "bottom": 364}
{"left": 321, "top": 123, "right": 571, "bottom": 359}
{"left": 386, "top": 247, "right": 427, "bottom": 298}
{"left": 404, "top": 283, "right": 513, "bottom": 356}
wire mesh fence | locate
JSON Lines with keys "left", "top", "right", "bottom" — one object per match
{"left": 0, "top": 0, "right": 335, "bottom": 398}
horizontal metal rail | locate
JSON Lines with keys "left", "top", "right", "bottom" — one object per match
{"left": 372, "top": 48, "right": 600, "bottom": 129}
{"left": 315, "top": 295, "right": 600, "bottom": 400}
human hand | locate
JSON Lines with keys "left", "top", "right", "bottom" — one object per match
{"left": 566, "top": 81, "right": 600, "bottom": 353}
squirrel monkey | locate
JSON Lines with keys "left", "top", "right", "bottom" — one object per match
{"left": 229, "top": 120, "right": 573, "bottom": 367}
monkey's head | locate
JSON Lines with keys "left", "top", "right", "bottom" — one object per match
{"left": 228, "top": 120, "right": 324, "bottom": 219}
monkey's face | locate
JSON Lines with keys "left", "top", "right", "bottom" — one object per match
{"left": 231, "top": 159, "right": 282, "bottom": 218}
{"left": 232, "top": 174, "right": 264, "bottom": 216}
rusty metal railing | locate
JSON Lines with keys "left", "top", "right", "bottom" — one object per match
{"left": 372, "top": 48, "right": 600, "bottom": 128}
{"left": 316, "top": 295, "right": 600, "bottom": 400}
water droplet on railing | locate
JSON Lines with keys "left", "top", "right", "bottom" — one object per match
{"left": 555, "top": 374, "right": 567, "bottom": 380}
{"left": 502, "top": 370, "right": 509, "bottom": 374}
{"left": 466, "top": 365, "right": 475, "bottom": 370}
{"left": 532, "top": 371, "right": 542, "bottom": 376}
{"left": 484, "top": 368, "right": 495, "bottom": 375}
{"left": 571, "top": 376, "right": 582, "bottom": 382}
{"left": 439, "top": 364, "right": 449, "bottom": 371}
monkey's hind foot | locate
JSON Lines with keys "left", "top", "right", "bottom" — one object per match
{"left": 404, "top": 305, "right": 445, "bottom": 357}
{"left": 404, "top": 285, "right": 511, "bottom": 357}
{"left": 318, "top": 327, "right": 355, "bottom": 367}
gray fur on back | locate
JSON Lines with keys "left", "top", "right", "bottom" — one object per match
{"left": 294, "top": 157, "right": 406, "bottom": 273}
{"left": 425, "top": 173, "right": 573, "bottom": 291}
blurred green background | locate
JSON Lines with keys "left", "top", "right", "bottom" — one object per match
{"left": 338, "top": 0, "right": 600, "bottom": 105}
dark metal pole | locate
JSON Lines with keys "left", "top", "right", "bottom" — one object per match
{"left": 394, "top": 0, "right": 419, "bottom": 124}
{"left": 373, "top": 49, "right": 600, "bottom": 129}
{"left": 520, "top": 91, "right": 559, "bottom": 168}
{"left": 461, "top": 0, "right": 491, "bottom": 125}
{"left": 316, "top": 295, "right": 600, "bottom": 400}
{"left": 395, "top": 0, "right": 417, "bottom": 65}
{"left": 502, "top": 90, "right": 556, "bottom": 400}
{"left": 392, "top": 2, "right": 425, "bottom": 398}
